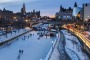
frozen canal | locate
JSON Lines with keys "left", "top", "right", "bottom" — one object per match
{"left": 0, "top": 31, "right": 57, "bottom": 60}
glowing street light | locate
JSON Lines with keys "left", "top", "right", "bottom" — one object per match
{"left": 25, "top": 20, "right": 28, "bottom": 22}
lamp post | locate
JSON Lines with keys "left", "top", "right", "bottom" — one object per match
{"left": 51, "top": 41, "right": 54, "bottom": 52}
{"left": 88, "top": 16, "right": 89, "bottom": 21}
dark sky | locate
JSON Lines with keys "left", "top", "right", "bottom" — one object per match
{"left": 0, "top": 0, "right": 90, "bottom": 17}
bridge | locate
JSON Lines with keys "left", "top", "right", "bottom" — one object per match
{"left": 46, "top": 20, "right": 77, "bottom": 24}
{"left": 25, "top": 20, "right": 78, "bottom": 27}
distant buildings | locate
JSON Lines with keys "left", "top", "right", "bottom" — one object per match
{"left": 21, "top": 3, "right": 26, "bottom": 16}
{"left": 0, "top": 8, "right": 13, "bottom": 20}
{"left": 72, "top": 2, "right": 83, "bottom": 21}
{"left": 73, "top": 3, "right": 90, "bottom": 31}
{"left": 83, "top": 3, "right": 90, "bottom": 22}
{"left": 55, "top": 2, "right": 84, "bottom": 21}
{"left": 0, "top": 3, "right": 41, "bottom": 21}
{"left": 55, "top": 5, "right": 73, "bottom": 20}
{"left": 26, "top": 10, "right": 40, "bottom": 19}
{"left": 20, "top": 3, "right": 40, "bottom": 20}
{"left": 0, "top": 3, "right": 41, "bottom": 29}
{"left": 55, "top": 2, "right": 90, "bottom": 31}
{"left": 73, "top": 3, "right": 90, "bottom": 22}
{"left": 82, "top": 3, "right": 90, "bottom": 31}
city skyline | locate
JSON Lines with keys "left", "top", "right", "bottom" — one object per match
{"left": 0, "top": 1, "right": 90, "bottom": 60}
{"left": 0, "top": 0, "right": 90, "bottom": 17}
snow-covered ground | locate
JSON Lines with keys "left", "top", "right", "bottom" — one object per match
{"left": 0, "top": 30, "right": 57, "bottom": 60}
{"left": 61, "top": 30, "right": 89, "bottom": 60}
{"left": 0, "top": 28, "right": 30, "bottom": 43}
{"left": 49, "top": 32, "right": 60, "bottom": 60}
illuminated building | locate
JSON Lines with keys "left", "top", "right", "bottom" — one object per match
{"left": 55, "top": 5, "right": 73, "bottom": 20}
{"left": 83, "top": 3, "right": 90, "bottom": 21}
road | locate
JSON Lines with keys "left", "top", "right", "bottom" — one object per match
{"left": 67, "top": 27, "right": 90, "bottom": 49}
{"left": 63, "top": 25, "right": 90, "bottom": 48}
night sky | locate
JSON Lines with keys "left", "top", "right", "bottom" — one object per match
{"left": 0, "top": 0, "right": 90, "bottom": 17}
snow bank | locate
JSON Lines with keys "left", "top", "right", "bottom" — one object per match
{"left": 0, "top": 28, "right": 31, "bottom": 43}
{"left": 61, "top": 30, "right": 89, "bottom": 60}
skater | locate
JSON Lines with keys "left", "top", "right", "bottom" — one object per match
{"left": 30, "top": 34, "right": 32, "bottom": 36}
{"left": 46, "top": 34, "right": 47, "bottom": 38}
{"left": 28, "top": 36, "right": 29, "bottom": 38}
{"left": 21, "top": 50, "right": 24, "bottom": 54}
{"left": 17, "top": 55, "right": 20, "bottom": 60}
{"left": 22, "top": 38, "right": 23, "bottom": 40}
{"left": 24, "top": 36, "right": 26, "bottom": 38}
{"left": 24, "top": 36, "right": 26, "bottom": 40}
{"left": 38, "top": 37, "right": 40, "bottom": 40}
{"left": 19, "top": 50, "right": 21, "bottom": 54}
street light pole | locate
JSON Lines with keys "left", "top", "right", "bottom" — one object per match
{"left": 51, "top": 41, "right": 54, "bottom": 52}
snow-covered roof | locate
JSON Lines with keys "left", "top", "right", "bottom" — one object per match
{"left": 73, "top": 7, "right": 82, "bottom": 16}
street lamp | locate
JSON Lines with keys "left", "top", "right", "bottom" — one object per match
{"left": 25, "top": 20, "right": 28, "bottom": 22}
{"left": 51, "top": 41, "right": 54, "bottom": 52}
{"left": 88, "top": 16, "right": 90, "bottom": 21}
{"left": 51, "top": 41, "right": 54, "bottom": 44}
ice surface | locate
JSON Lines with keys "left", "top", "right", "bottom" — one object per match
{"left": 0, "top": 31, "right": 57, "bottom": 60}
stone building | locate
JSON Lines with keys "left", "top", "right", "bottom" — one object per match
{"left": 55, "top": 5, "right": 73, "bottom": 20}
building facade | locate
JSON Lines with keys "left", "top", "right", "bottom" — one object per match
{"left": 55, "top": 5, "right": 73, "bottom": 20}
{"left": 83, "top": 3, "right": 90, "bottom": 31}
{"left": 0, "top": 3, "right": 41, "bottom": 21}
{"left": 0, "top": 8, "right": 13, "bottom": 20}
{"left": 26, "top": 10, "right": 40, "bottom": 19}
{"left": 73, "top": 3, "right": 90, "bottom": 31}
{"left": 83, "top": 3, "right": 90, "bottom": 22}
